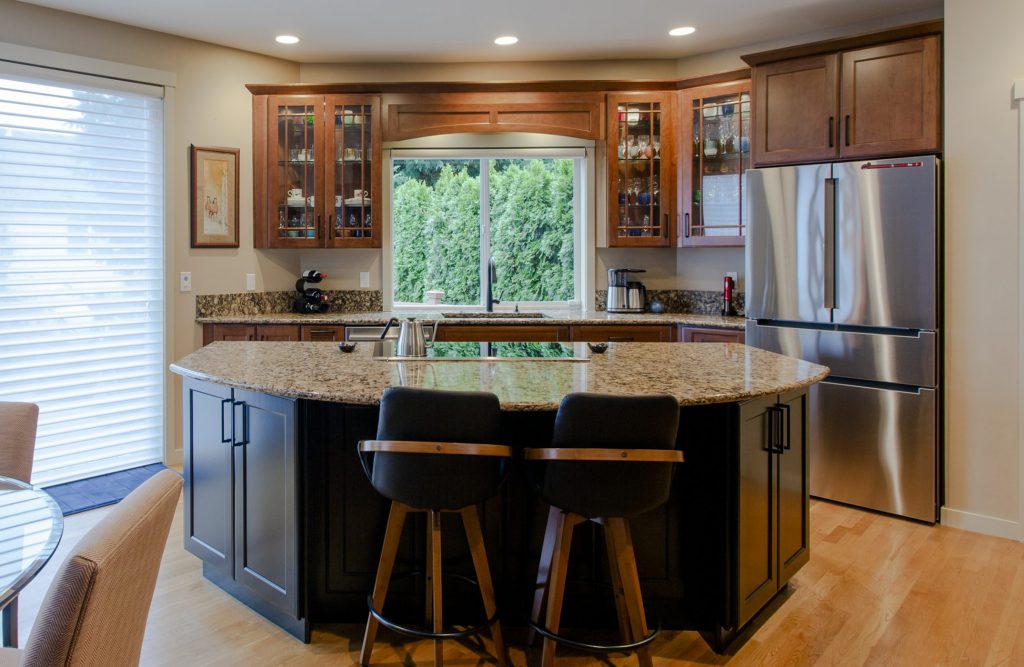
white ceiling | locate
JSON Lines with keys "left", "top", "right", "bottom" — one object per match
{"left": 18, "top": 0, "right": 941, "bottom": 64}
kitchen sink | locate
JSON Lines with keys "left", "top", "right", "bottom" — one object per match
{"left": 441, "top": 312, "right": 546, "bottom": 319}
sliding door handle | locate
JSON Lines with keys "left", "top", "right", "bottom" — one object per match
{"left": 823, "top": 178, "right": 836, "bottom": 310}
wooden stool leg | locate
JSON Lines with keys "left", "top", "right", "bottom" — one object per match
{"left": 430, "top": 510, "right": 444, "bottom": 667}
{"left": 527, "top": 506, "right": 560, "bottom": 645}
{"left": 602, "top": 522, "right": 633, "bottom": 645}
{"left": 461, "top": 505, "right": 507, "bottom": 667}
{"left": 608, "top": 518, "right": 654, "bottom": 667}
{"left": 541, "top": 511, "right": 582, "bottom": 667}
{"left": 360, "top": 502, "right": 409, "bottom": 666}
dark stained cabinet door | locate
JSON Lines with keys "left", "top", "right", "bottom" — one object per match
{"left": 753, "top": 54, "right": 839, "bottom": 166}
{"left": 839, "top": 36, "right": 940, "bottom": 158}
{"left": 777, "top": 390, "right": 810, "bottom": 585}
{"left": 182, "top": 378, "right": 234, "bottom": 577}
{"left": 736, "top": 394, "right": 779, "bottom": 628}
{"left": 680, "top": 327, "right": 745, "bottom": 343}
{"left": 300, "top": 325, "right": 346, "bottom": 342}
{"left": 256, "top": 325, "right": 301, "bottom": 341}
{"left": 571, "top": 325, "right": 675, "bottom": 342}
{"left": 232, "top": 388, "right": 300, "bottom": 617}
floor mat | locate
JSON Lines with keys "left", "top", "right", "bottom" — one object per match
{"left": 44, "top": 463, "right": 168, "bottom": 516}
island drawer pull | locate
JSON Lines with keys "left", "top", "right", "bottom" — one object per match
{"left": 220, "top": 397, "right": 232, "bottom": 444}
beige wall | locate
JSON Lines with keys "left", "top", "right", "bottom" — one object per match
{"left": 0, "top": 0, "right": 300, "bottom": 464}
{"left": 942, "top": 0, "right": 1023, "bottom": 539}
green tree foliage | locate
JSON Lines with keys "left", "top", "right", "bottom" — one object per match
{"left": 392, "top": 158, "right": 575, "bottom": 305}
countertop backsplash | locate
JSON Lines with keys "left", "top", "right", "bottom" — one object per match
{"left": 196, "top": 290, "right": 383, "bottom": 318}
{"left": 595, "top": 289, "right": 744, "bottom": 316}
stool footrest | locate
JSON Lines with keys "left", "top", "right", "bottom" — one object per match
{"left": 366, "top": 570, "right": 499, "bottom": 641}
{"left": 525, "top": 616, "right": 659, "bottom": 654}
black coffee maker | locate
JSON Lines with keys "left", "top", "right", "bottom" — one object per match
{"left": 292, "top": 270, "right": 331, "bottom": 314}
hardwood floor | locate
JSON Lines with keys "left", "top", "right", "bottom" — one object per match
{"left": 16, "top": 499, "right": 1024, "bottom": 666}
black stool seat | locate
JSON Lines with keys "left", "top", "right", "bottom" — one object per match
{"left": 526, "top": 392, "right": 682, "bottom": 667}
{"left": 358, "top": 387, "right": 510, "bottom": 667}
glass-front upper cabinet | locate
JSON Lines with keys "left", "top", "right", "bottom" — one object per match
{"left": 679, "top": 80, "right": 750, "bottom": 247}
{"left": 326, "top": 97, "right": 380, "bottom": 248}
{"left": 260, "top": 94, "right": 380, "bottom": 248}
{"left": 606, "top": 92, "right": 674, "bottom": 247}
{"left": 269, "top": 96, "right": 321, "bottom": 247}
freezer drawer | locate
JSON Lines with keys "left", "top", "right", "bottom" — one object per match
{"left": 810, "top": 380, "right": 937, "bottom": 522}
{"left": 745, "top": 320, "right": 936, "bottom": 387}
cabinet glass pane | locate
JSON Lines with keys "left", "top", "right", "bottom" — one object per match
{"left": 690, "top": 93, "right": 749, "bottom": 239}
{"left": 333, "top": 104, "right": 373, "bottom": 240}
{"left": 275, "top": 105, "right": 317, "bottom": 240}
{"left": 614, "top": 101, "right": 664, "bottom": 239}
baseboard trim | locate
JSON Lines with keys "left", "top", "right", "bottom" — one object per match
{"left": 941, "top": 506, "right": 1022, "bottom": 541}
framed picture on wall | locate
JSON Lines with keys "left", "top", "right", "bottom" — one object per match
{"left": 190, "top": 145, "right": 240, "bottom": 248}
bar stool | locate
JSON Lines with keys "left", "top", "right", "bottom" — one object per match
{"left": 358, "top": 387, "right": 511, "bottom": 667}
{"left": 525, "top": 392, "right": 682, "bottom": 667}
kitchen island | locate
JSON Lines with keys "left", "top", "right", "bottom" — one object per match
{"left": 171, "top": 341, "right": 827, "bottom": 651}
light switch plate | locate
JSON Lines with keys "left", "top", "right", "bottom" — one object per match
{"left": 179, "top": 272, "right": 191, "bottom": 292}
{"left": 359, "top": 272, "right": 369, "bottom": 288}
{"left": 726, "top": 271, "right": 738, "bottom": 282}
{"left": 246, "top": 273, "right": 256, "bottom": 291}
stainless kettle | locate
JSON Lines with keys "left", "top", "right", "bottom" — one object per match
{"left": 380, "top": 317, "right": 431, "bottom": 357}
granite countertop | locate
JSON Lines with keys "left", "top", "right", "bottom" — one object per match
{"left": 171, "top": 341, "right": 828, "bottom": 411}
{"left": 196, "top": 310, "right": 747, "bottom": 330}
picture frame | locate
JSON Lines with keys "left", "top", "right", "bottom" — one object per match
{"left": 190, "top": 145, "right": 240, "bottom": 248}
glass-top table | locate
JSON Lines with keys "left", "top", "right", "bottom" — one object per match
{"left": 0, "top": 476, "right": 63, "bottom": 646}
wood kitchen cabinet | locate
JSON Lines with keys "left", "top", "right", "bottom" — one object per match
{"left": 606, "top": 92, "right": 675, "bottom": 247}
{"left": 750, "top": 35, "right": 940, "bottom": 165}
{"left": 253, "top": 94, "right": 381, "bottom": 248}
{"left": 300, "top": 325, "right": 346, "bottom": 342}
{"left": 204, "top": 323, "right": 346, "bottom": 345}
{"left": 182, "top": 378, "right": 305, "bottom": 639}
{"left": 679, "top": 80, "right": 751, "bottom": 247}
{"left": 571, "top": 324, "right": 676, "bottom": 342}
{"left": 680, "top": 327, "right": 745, "bottom": 343}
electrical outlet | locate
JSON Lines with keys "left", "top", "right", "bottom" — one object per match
{"left": 179, "top": 272, "right": 191, "bottom": 292}
{"left": 359, "top": 272, "right": 369, "bottom": 288}
{"left": 726, "top": 271, "right": 738, "bottom": 282}
{"left": 246, "top": 273, "right": 256, "bottom": 291}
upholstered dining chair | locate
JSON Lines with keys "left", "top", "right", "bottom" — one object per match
{"left": 0, "top": 468, "right": 182, "bottom": 667}
{"left": 0, "top": 402, "right": 40, "bottom": 648}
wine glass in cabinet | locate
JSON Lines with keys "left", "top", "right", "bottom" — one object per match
{"left": 679, "top": 80, "right": 750, "bottom": 247}
{"left": 606, "top": 92, "right": 675, "bottom": 247}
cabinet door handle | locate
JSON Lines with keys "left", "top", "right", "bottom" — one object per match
{"left": 220, "top": 397, "right": 232, "bottom": 444}
{"left": 232, "top": 400, "right": 249, "bottom": 447}
{"left": 763, "top": 406, "right": 778, "bottom": 453}
{"left": 828, "top": 116, "right": 835, "bottom": 148}
{"left": 778, "top": 402, "right": 792, "bottom": 450}
{"left": 844, "top": 115, "right": 851, "bottom": 147}
{"left": 608, "top": 336, "right": 634, "bottom": 342}
{"left": 684, "top": 212, "right": 691, "bottom": 238}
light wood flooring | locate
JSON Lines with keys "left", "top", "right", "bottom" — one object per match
{"left": 16, "top": 499, "right": 1024, "bottom": 666}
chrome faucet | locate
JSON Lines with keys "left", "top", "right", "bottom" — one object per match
{"left": 486, "top": 256, "right": 500, "bottom": 312}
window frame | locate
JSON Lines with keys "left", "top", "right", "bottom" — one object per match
{"left": 384, "top": 145, "right": 591, "bottom": 312}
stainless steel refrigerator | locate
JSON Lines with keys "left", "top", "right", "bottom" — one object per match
{"left": 744, "top": 156, "right": 940, "bottom": 522}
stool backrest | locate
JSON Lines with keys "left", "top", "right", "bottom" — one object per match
{"left": 368, "top": 387, "right": 505, "bottom": 510}
{"left": 541, "top": 393, "right": 680, "bottom": 518}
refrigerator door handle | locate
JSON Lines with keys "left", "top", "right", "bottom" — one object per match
{"left": 823, "top": 177, "right": 836, "bottom": 311}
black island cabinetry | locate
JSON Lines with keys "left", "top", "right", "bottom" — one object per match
{"left": 180, "top": 375, "right": 810, "bottom": 651}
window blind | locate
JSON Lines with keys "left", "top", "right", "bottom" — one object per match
{"left": 0, "top": 70, "right": 164, "bottom": 487}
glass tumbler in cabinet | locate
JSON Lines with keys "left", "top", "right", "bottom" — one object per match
{"left": 327, "top": 96, "right": 381, "bottom": 248}
{"left": 680, "top": 81, "right": 750, "bottom": 247}
{"left": 271, "top": 99, "right": 320, "bottom": 247}
{"left": 607, "top": 93, "right": 674, "bottom": 247}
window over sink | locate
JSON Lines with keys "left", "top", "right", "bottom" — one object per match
{"left": 388, "top": 147, "right": 586, "bottom": 310}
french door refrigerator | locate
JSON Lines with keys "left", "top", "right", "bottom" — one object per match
{"left": 745, "top": 156, "right": 940, "bottom": 522}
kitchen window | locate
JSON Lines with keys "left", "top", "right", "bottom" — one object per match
{"left": 388, "top": 148, "right": 585, "bottom": 309}
{"left": 0, "top": 65, "right": 165, "bottom": 485}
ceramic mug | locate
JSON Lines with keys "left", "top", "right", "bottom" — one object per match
{"left": 353, "top": 189, "right": 368, "bottom": 200}
{"left": 335, "top": 196, "right": 343, "bottom": 208}
{"left": 287, "top": 188, "right": 302, "bottom": 199}
{"left": 306, "top": 196, "right": 315, "bottom": 207}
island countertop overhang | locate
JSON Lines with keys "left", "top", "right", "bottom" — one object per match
{"left": 170, "top": 341, "right": 829, "bottom": 410}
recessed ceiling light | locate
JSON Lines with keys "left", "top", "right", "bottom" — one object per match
{"left": 494, "top": 36, "right": 519, "bottom": 46}
{"left": 669, "top": 26, "right": 696, "bottom": 37}
{"left": 276, "top": 35, "right": 300, "bottom": 45}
